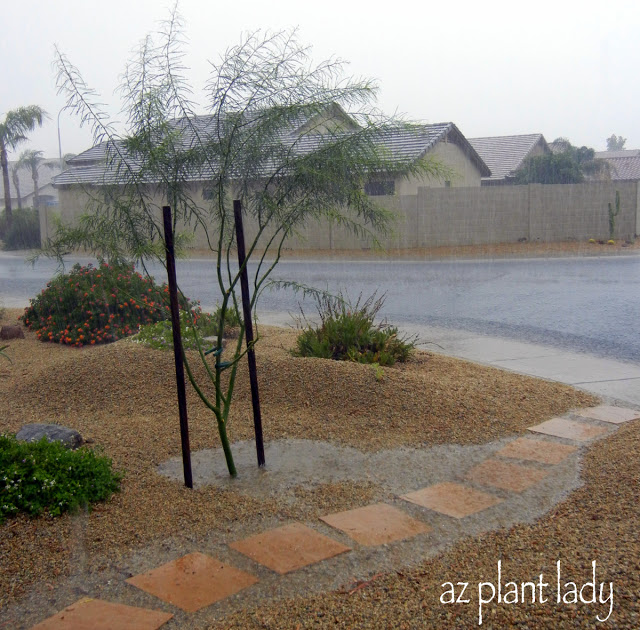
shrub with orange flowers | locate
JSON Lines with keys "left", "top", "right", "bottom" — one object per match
{"left": 20, "top": 262, "right": 196, "bottom": 347}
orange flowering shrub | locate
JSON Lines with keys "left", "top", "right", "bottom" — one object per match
{"left": 20, "top": 262, "right": 196, "bottom": 348}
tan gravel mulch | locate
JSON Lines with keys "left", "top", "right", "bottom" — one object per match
{"left": 1, "top": 306, "right": 620, "bottom": 627}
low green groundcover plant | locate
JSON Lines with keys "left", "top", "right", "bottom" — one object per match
{"left": 132, "top": 304, "right": 242, "bottom": 351}
{"left": 21, "top": 262, "right": 194, "bottom": 347}
{"left": 293, "top": 292, "right": 416, "bottom": 366}
{"left": 0, "top": 433, "right": 123, "bottom": 523}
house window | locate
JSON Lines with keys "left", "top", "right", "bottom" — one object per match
{"left": 365, "top": 180, "right": 395, "bottom": 196}
{"left": 202, "top": 186, "right": 214, "bottom": 200}
{"left": 445, "top": 180, "right": 451, "bottom": 188}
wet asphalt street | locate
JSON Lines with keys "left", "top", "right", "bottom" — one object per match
{"left": 1, "top": 252, "right": 639, "bottom": 364}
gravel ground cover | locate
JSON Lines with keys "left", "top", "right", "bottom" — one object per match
{"left": 0, "top": 306, "right": 611, "bottom": 627}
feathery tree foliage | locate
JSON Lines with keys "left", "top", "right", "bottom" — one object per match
{"left": 44, "top": 7, "right": 448, "bottom": 476}
{"left": 0, "top": 106, "right": 47, "bottom": 224}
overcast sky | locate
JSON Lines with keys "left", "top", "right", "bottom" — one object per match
{"left": 2, "top": 0, "right": 640, "bottom": 160}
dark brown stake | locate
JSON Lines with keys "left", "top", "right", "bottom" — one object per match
{"left": 162, "top": 205, "right": 193, "bottom": 488}
{"left": 233, "top": 199, "right": 266, "bottom": 467}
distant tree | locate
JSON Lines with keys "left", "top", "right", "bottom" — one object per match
{"left": 514, "top": 139, "right": 609, "bottom": 184}
{"left": 0, "top": 106, "right": 47, "bottom": 224}
{"left": 17, "top": 150, "right": 54, "bottom": 211}
{"left": 606, "top": 134, "right": 626, "bottom": 151}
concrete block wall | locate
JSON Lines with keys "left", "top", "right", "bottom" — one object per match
{"left": 53, "top": 181, "right": 638, "bottom": 252}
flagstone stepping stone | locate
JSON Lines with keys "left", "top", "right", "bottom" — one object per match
{"left": 126, "top": 552, "right": 257, "bottom": 613}
{"left": 495, "top": 437, "right": 578, "bottom": 465}
{"left": 30, "top": 598, "right": 173, "bottom": 630}
{"left": 400, "top": 482, "right": 502, "bottom": 518}
{"left": 465, "top": 459, "right": 550, "bottom": 493}
{"left": 320, "top": 503, "right": 430, "bottom": 546}
{"left": 528, "top": 417, "right": 608, "bottom": 441}
{"left": 575, "top": 405, "right": 640, "bottom": 424}
{"left": 229, "top": 522, "right": 351, "bottom": 574}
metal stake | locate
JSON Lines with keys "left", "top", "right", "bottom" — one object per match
{"left": 162, "top": 205, "right": 193, "bottom": 488}
{"left": 233, "top": 199, "right": 266, "bottom": 467}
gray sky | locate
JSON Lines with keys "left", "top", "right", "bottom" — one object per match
{"left": 3, "top": 0, "right": 640, "bottom": 159}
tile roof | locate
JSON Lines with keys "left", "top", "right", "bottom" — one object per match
{"left": 54, "top": 113, "right": 490, "bottom": 186}
{"left": 468, "top": 134, "right": 548, "bottom": 180}
{"left": 594, "top": 150, "right": 640, "bottom": 180}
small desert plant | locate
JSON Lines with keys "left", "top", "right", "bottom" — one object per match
{"left": 608, "top": 191, "right": 621, "bottom": 241}
{"left": 0, "top": 433, "right": 123, "bottom": 523}
{"left": 1, "top": 208, "right": 41, "bottom": 250}
{"left": 21, "top": 261, "right": 195, "bottom": 347}
{"left": 293, "top": 292, "right": 415, "bottom": 366}
{"left": 133, "top": 309, "right": 218, "bottom": 351}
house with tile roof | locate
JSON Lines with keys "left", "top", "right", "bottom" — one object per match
{"left": 54, "top": 110, "right": 489, "bottom": 192}
{"left": 594, "top": 150, "right": 640, "bottom": 182}
{"left": 49, "top": 105, "right": 490, "bottom": 248}
{"left": 468, "top": 134, "right": 549, "bottom": 185}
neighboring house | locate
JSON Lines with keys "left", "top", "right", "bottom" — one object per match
{"left": 594, "top": 150, "right": 640, "bottom": 182}
{"left": 0, "top": 159, "right": 62, "bottom": 210}
{"left": 468, "top": 134, "right": 549, "bottom": 185}
{"left": 50, "top": 106, "right": 490, "bottom": 247}
{"left": 364, "top": 123, "right": 490, "bottom": 195}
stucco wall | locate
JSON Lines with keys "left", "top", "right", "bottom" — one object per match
{"left": 394, "top": 142, "right": 483, "bottom": 196}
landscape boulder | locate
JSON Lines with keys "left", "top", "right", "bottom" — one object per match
{"left": 15, "top": 424, "right": 84, "bottom": 449}
{"left": 0, "top": 325, "right": 25, "bottom": 340}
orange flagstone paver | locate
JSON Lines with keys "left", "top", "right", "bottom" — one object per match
{"left": 400, "top": 482, "right": 503, "bottom": 518}
{"left": 465, "top": 458, "right": 550, "bottom": 493}
{"left": 229, "top": 522, "right": 351, "bottom": 574}
{"left": 575, "top": 405, "right": 640, "bottom": 424}
{"left": 495, "top": 437, "right": 578, "bottom": 465}
{"left": 320, "top": 503, "right": 431, "bottom": 546}
{"left": 528, "top": 417, "right": 609, "bottom": 441}
{"left": 30, "top": 598, "right": 173, "bottom": 630}
{"left": 125, "top": 552, "right": 258, "bottom": 613}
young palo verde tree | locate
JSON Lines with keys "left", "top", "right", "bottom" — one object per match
{"left": 44, "top": 10, "right": 449, "bottom": 476}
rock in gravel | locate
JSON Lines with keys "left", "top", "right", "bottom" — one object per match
{"left": 0, "top": 325, "right": 24, "bottom": 340}
{"left": 15, "top": 423, "right": 84, "bottom": 449}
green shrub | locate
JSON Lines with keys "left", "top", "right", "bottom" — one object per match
{"left": 132, "top": 304, "right": 242, "bottom": 351}
{"left": 21, "top": 261, "right": 195, "bottom": 347}
{"left": 293, "top": 292, "right": 415, "bottom": 366}
{"left": 0, "top": 433, "right": 123, "bottom": 523}
{"left": 1, "top": 208, "right": 41, "bottom": 250}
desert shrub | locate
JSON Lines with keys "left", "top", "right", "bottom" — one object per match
{"left": 293, "top": 292, "right": 415, "bottom": 366}
{"left": 133, "top": 304, "right": 242, "bottom": 351}
{"left": 21, "top": 261, "right": 195, "bottom": 347}
{"left": 1, "top": 208, "right": 41, "bottom": 250}
{"left": 211, "top": 302, "right": 242, "bottom": 330}
{"left": 0, "top": 433, "right": 123, "bottom": 523}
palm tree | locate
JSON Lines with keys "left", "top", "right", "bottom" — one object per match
{"left": 10, "top": 163, "right": 22, "bottom": 210}
{"left": 17, "top": 150, "right": 54, "bottom": 211}
{"left": 0, "top": 106, "right": 47, "bottom": 224}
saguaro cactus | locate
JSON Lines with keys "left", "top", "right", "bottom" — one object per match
{"left": 608, "top": 190, "right": 621, "bottom": 241}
